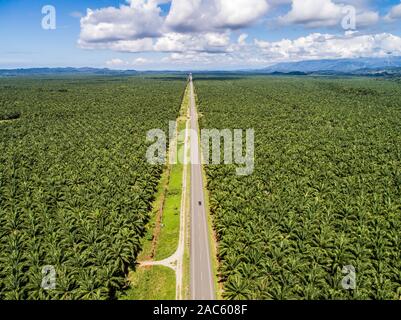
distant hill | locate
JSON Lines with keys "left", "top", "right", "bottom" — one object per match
{"left": 2, "top": 61, "right": 401, "bottom": 78}
{"left": 0, "top": 67, "right": 139, "bottom": 76}
{"left": 262, "top": 57, "right": 401, "bottom": 74}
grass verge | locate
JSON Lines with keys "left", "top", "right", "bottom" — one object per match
{"left": 121, "top": 266, "right": 176, "bottom": 300}
{"left": 154, "top": 90, "right": 188, "bottom": 261}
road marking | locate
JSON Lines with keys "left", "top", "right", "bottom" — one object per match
{"left": 189, "top": 74, "right": 215, "bottom": 300}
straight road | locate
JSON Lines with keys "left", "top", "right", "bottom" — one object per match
{"left": 189, "top": 74, "right": 216, "bottom": 300}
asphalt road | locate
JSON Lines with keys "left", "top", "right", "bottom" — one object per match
{"left": 189, "top": 75, "right": 216, "bottom": 300}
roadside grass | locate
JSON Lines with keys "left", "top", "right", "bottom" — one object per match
{"left": 154, "top": 161, "right": 182, "bottom": 260}
{"left": 154, "top": 101, "right": 188, "bottom": 261}
{"left": 121, "top": 266, "right": 176, "bottom": 300}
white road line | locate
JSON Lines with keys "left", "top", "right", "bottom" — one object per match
{"left": 189, "top": 74, "right": 216, "bottom": 300}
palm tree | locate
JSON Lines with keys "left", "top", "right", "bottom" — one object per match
{"left": 224, "top": 275, "right": 251, "bottom": 300}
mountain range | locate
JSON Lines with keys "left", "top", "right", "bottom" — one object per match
{"left": 261, "top": 56, "right": 401, "bottom": 74}
{"left": 0, "top": 67, "right": 139, "bottom": 76}
{"left": 1, "top": 57, "right": 401, "bottom": 76}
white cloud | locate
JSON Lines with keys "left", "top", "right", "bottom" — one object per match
{"left": 83, "top": 31, "right": 231, "bottom": 54}
{"left": 106, "top": 58, "right": 125, "bottom": 67}
{"left": 215, "top": 0, "right": 270, "bottom": 28}
{"left": 280, "top": 0, "right": 343, "bottom": 27}
{"left": 255, "top": 32, "right": 401, "bottom": 61}
{"left": 154, "top": 32, "right": 230, "bottom": 52}
{"left": 78, "top": 0, "right": 392, "bottom": 69}
{"left": 133, "top": 57, "right": 150, "bottom": 64}
{"left": 163, "top": 52, "right": 223, "bottom": 65}
{"left": 103, "top": 30, "right": 401, "bottom": 69}
{"left": 385, "top": 2, "right": 401, "bottom": 21}
{"left": 80, "top": 38, "right": 154, "bottom": 52}
{"left": 165, "top": 0, "right": 269, "bottom": 32}
{"left": 164, "top": 0, "right": 202, "bottom": 32}
{"left": 80, "top": 0, "right": 269, "bottom": 47}
{"left": 356, "top": 10, "right": 379, "bottom": 26}
{"left": 279, "top": 0, "right": 378, "bottom": 28}
{"left": 105, "top": 57, "right": 153, "bottom": 68}
{"left": 79, "top": 0, "right": 264, "bottom": 54}
{"left": 79, "top": 0, "right": 163, "bottom": 44}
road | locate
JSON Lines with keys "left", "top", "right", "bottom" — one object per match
{"left": 189, "top": 74, "right": 216, "bottom": 300}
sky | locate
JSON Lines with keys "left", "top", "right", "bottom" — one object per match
{"left": 1, "top": 0, "right": 401, "bottom": 70}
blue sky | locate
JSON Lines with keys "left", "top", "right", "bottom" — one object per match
{"left": 1, "top": 0, "right": 401, "bottom": 70}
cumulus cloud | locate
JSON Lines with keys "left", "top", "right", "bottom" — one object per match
{"left": 154, "top": 32, "right": 230, "bottom": 53}
{"left": 159, "top": 30, "right": 401, "bottom": 66}
{"left": 80, "top": 38, "right": 154, "bottom": 52}
{"left": 165, "top": 0, "right": 269, "bottom": 32}
{"left": 78, "top": 0, "right": 268, "bottom": 52}
{"left": 279, "top": 0, "right": 378, "bottom": 28}
{"left": 79, "top": 0, "right": 164, "bottom": 44}
{"left": 385, "top": 2, "right": 401, "bottom": 21}
{"left": 133, "top": 57, "right": 150, "bottom": 64}
{"left": 356, "top": 10, "right": 380, "bottom": 26}
{"left": 104, "top": 30, "right": 401, "bottom": 68}
{"left": 255, "top": 32, "right": 401, "bottom": 61}
{"left": 79, "top": 0, "right": 271, "bottom": 53}
{"left": 162, "top": 52, "right": 228, "bottom": 65}
{"left": 106, "top": 57, "right": 153, "bottom": 68}
{"left": 215, "top": 0, "right": 269, "bottom": 28}
{"left": 78, "top": 0, "right": 395, "bottom": 69}
{"left": 80, "top": 0, "right": 269, "bottom": 46}
{"left": 106, "top": 58, "right": 125, "bottom": 66}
